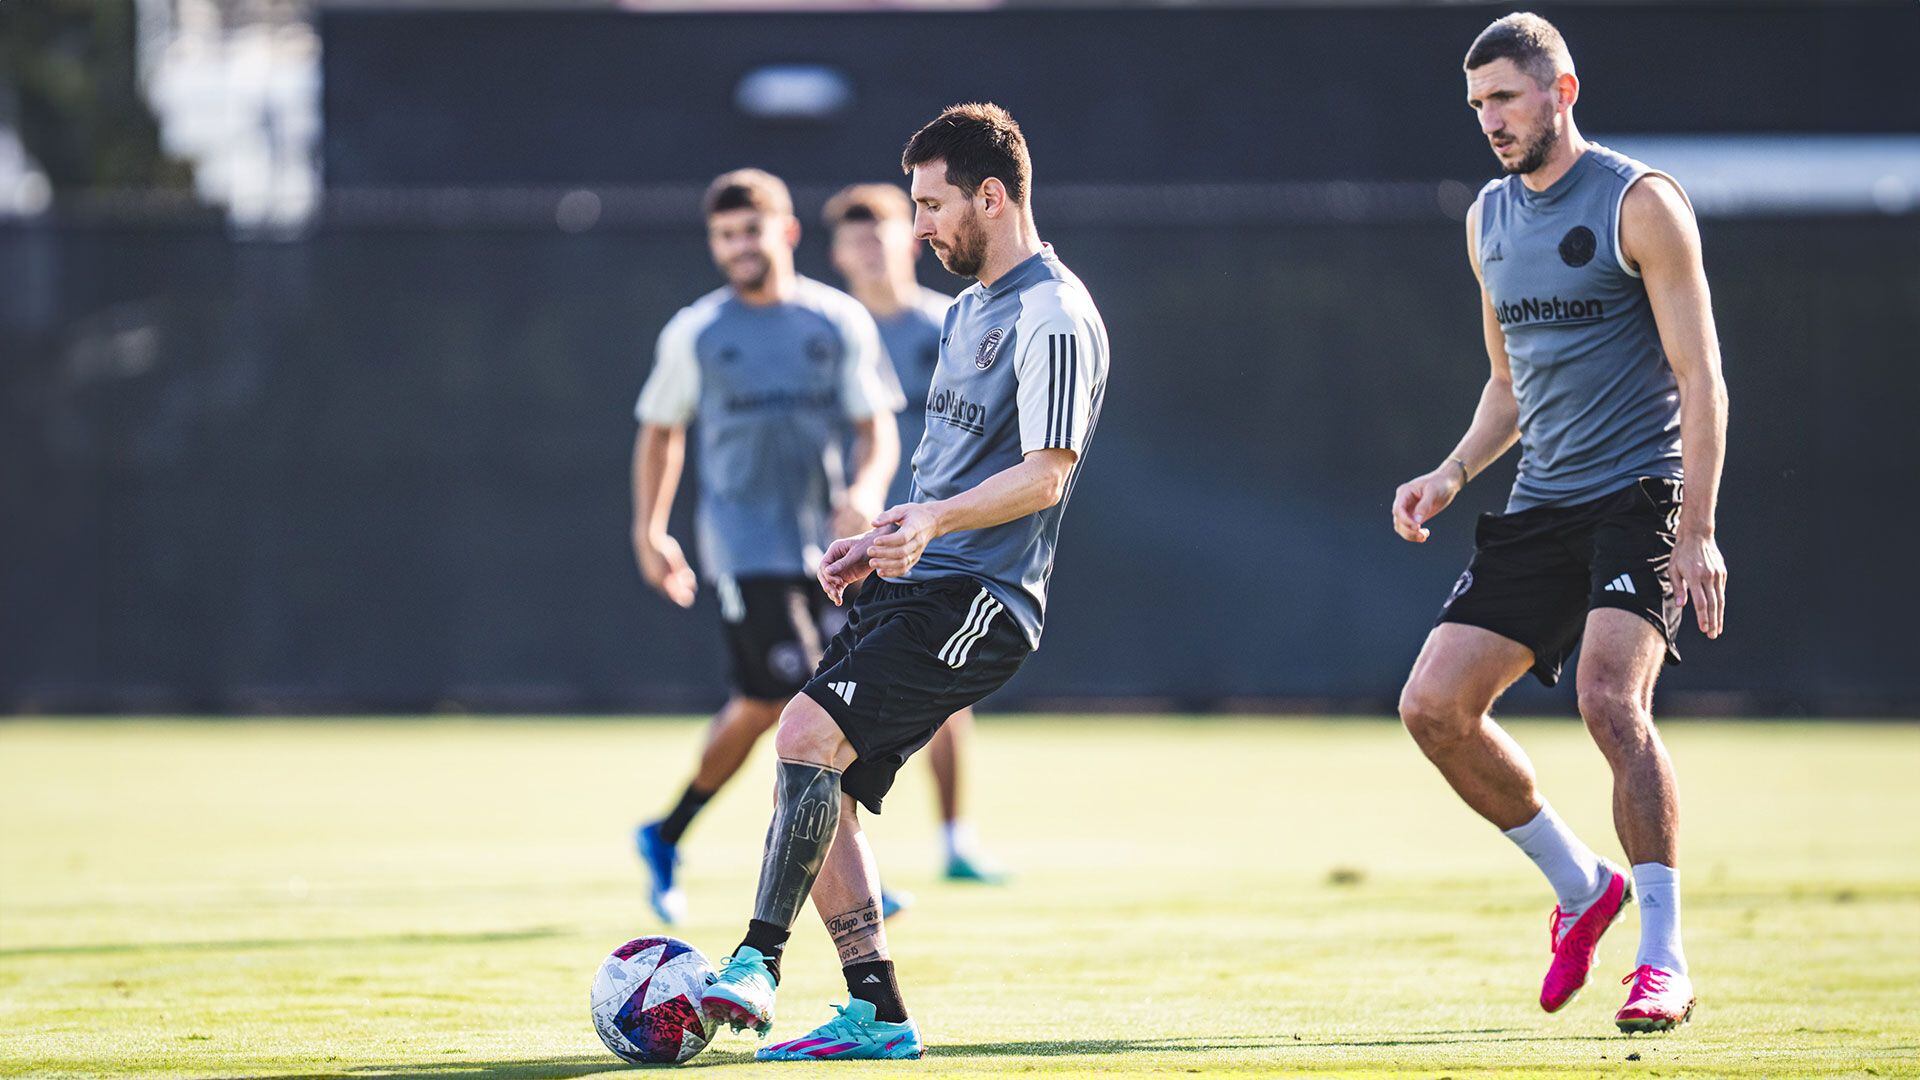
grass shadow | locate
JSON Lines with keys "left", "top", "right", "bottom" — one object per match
{"left": 0, "top": 927, "right": 566, "bottom": 959}
{"left": 929, "top": 1028, "right": 1569, "bottom": 1058}
{"left": 211, "top": 1047, "right": 760, "bottom": 1079}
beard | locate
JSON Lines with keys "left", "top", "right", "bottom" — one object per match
{"left": 1500, "top": 122, "right": 1559, "bottom": 176}
{"left": 930, "top": 208, "right": 989, "bottom": 279}
{"left": 726, "top": 254, "right": 771, "bottom": 292}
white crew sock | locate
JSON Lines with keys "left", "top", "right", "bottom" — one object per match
{"left": 942, "top": 821, "right": 975, "bottom": 862}
{"left": 1632, "top": 862, "right": 1688, "bottom": 974}
{"left": 1502, "top": 804, "right": 1609, "bottom": 913}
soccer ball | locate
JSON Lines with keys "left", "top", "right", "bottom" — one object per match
{"left": 590, "top": 936, "right": 714, "bottom": 1064}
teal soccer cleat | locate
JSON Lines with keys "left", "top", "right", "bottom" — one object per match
{"left": 943, "top": 849, "right": 1011, "bottom": 885}
{"left": 699, "top": 946, "right": 778, "bottom": 1037}
{"left": 756, "top": 998, "right": 924, "bottom": 1060}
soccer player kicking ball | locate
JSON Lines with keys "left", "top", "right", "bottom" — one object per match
{"left": 701, "top": 103, "right": 1109, "bottom": 1061}
{"left": 823, "top": 182, "right": 1011, "bottom": 886}
{"left": 630, "top": 169, "right": 909, "bottom": 924}
{"left": 1393, "top": 14, "right": 1729, "bottom": 1033}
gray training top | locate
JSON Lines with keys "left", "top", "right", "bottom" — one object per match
{"left": 872, "top": 287, "right": 954, "bottom": 506}
{"left": 896, "top": 246, "right": 1110, "bottom": 649}
{"left": 635, "top": 278, "right": 903, "bottom": 580}
{"left": 1476, "top": 143, "right": 1686, "bottom": 512}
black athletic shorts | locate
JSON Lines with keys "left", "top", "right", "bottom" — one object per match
{"left": 802, "top": 575, "right": 1031, "bottom": 813}
{"left": 1437, "top": 477, "right": 1684, "bottom": 687}
{"left": 719, "top": 575, "right": 847, "bottom": 701}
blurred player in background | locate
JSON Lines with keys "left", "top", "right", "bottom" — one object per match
{"left": 1392, "top": 13, "right": 1729, "bottom": 1034}
{"left": 630, "top": 168, "right": 910, "bottom": 925}
{"left": 824, "top": 182, "right": 1009, "bottom": 886}
{"left": 701, "top": 103, "right": 1109, "bottom": 1060}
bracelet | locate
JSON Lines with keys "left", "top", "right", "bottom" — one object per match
{"left": 1447, "top": 456, "right": 1471, "bottom": 483}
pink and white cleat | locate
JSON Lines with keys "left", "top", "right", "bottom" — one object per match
{"left": 1615, "top": 964, "right": 1695, "bottom": 1033}
{"left": 1540, "top": 863, "right": 1633, "bottom": 1013}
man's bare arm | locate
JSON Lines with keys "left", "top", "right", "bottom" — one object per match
{"left": 1622, "top": 174, "right": 1729, "bottom": 638}
{"left": 838, "top": 415, "right": 899, "bottom": 538}
{"left": 1392, "top": 199, "right": 1522, "bottom": 542}
{"left": 864, "top": 449, "right": 1076, "bottom": 579}
{"left": 632, "top": 423, "right": 697, "bottom": 608}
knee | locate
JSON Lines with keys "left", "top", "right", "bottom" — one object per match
{"left": 1577, "top": 681, "right": 1655, "bottom": 757}
{"left": 1398, "top": 678, "right": 1477, "bottom": 752}
{"left": 772, "top": 697, "right": 843, "bottom": 762}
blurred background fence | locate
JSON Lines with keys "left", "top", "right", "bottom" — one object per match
{"left": 4, "top": 2, "right": 1916, "bottom": 715}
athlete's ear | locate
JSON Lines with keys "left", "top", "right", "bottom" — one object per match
{"left": 1554, "top": 71, "right": 1579, "bottom": 112}
{"left": 782, "top": 214, "right": 802, "bottom": 249}
{"left": 977, "top": 177, "right": 1007, "bottom": 219}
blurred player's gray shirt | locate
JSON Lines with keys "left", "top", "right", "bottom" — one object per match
{"left": 897, "top": 246, "right": 1109, "bottom": 648}
{"left": 1477, "top": 144, "right": 1685, "bottom": 512}
{"left": 635, "top": 278, "right": 903, "bottom": 580}
{"left": 873, "top": 287, "right": 953, "bottom": 506}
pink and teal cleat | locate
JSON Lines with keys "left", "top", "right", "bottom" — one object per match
{"left": 755, "top": 999, "right": 924, "bottom": 1061}
{"left": 700, "top": 946, "right": 778, "bottom": 1037}
{"left": 1541, "top": 863, "right": 1633, "bottom": 1013}
{"left": 1615, "top": 964, "right": 1696, "bottom": 1033}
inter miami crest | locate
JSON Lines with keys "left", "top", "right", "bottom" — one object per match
{"left": 975, "top": 327, "right": 1006, "bottom": 370}
{"left": 1559, "top": 226, "right": 1597, "bottom": 268}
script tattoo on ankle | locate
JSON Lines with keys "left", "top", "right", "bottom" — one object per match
{"left": 826, "top": 899, "right": 884, "bottom": 964}
{"left": 750, "top": 760, "right": 843, "bottom": 929}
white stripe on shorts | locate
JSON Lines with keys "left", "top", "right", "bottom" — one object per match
{"left": 951, "top": 597, "right": 1003, "bottom": 669}
{"left": 938, "top": 589, "right": 992, "bottom": 667}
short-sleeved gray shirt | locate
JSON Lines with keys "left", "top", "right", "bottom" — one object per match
{"left": 896, "top": 246, "right": 1110, "bottom": 648}
{"left": 635, "top": 277, "right": 903, "bottom": 579}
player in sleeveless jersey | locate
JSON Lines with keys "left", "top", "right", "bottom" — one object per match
{"left": 628, "top": 169, "right": 911, "bottom": 926}
{"left": 1391, "top": 15, "right": 1728, "bottom": 1032}
{"left": 824, "top": 182, "right": 1009, "bottom": 886}
{"left": 702, "top": 104, "right": 1109, "bottom": 1061}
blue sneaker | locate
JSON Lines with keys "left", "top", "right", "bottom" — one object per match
{"left": 943, "top": 850, "right": 1011, "bottom": 885}
{"left": 701, "top": 946, "right": 778, "bottom": 1037}
{"left": 757, "top": 998, "right": 923, "bottom": 1060}
{"left": 880, "top": 887, "right": 913, "bottom": 921}
{"left": 634, "top": 822, "right": 684, "bottom": 925}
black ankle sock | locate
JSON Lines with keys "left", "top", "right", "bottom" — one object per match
{"left": 657, "top": 784, "right": 714, "bottom": 846}
{"left": 843, "top": 959, "right": 907, "bottom": 1023}
{"left": 739, "top": 919, "right": 790, "bottom": 984}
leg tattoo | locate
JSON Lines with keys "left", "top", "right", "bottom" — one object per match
{"left": 826, "top": 899, "right": 884, "bottom": 965}
{"left": 751, "top": 759, "right": 843, "bottom": 930}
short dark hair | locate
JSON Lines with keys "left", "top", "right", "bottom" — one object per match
{"left": 822, "top": 183, "right": 912, "bottom": 231}
{"left": 703, "top": 168, "right": 792, "bottom": 219}
{"left": 900, "top": 103, "right": 1032, "bottom": 207}
{"left": 1464, "top": 12, "right": 1573, "bottom": 87}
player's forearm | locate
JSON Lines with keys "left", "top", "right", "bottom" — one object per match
{"left": 1673, "top": 365, "right": 1728, "bottom": 536}
{"left": 845, "top": 418, "right": 899, "bottom": 509}
{"left": 633, "top": 425, "right": 684, "bottom": 539}
{"left": 1445, "top": 377, "right": 1522, "bottom": 481}
{"left": 927, "top": 452, "right": 1072, "bottom": 538}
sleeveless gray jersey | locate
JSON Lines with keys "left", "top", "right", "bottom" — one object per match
{"left": 635, "top": 277, "right": 903, "bottom": 579}
{"left": 872, "top": 287, "right": 953, "bottom": 506}
{"left": 1477, "top": 143, "right": 1686, "bottom": 512}
{"left": 896, "top": 246, "right": 1109, "bottom": 648}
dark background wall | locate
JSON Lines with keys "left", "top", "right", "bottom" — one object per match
{"left": 320, "top": 5, "right": 1917, "bottom": 187}
{"left": 4, "top": 3, "right": 1917, "bottom": 715}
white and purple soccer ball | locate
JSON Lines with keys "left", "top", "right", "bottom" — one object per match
{"left": 590, "top": 936, "right": 714, "bottom": 1065}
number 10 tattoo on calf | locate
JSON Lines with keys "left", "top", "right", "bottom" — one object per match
{"left": 750, "top": 760, "right": 844, "bottom": 929}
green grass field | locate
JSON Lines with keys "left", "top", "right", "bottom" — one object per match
{"left": 2, "top": 716, "right": 1917, "bottom": 1078}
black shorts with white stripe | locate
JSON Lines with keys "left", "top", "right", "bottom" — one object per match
{"left": 801, "top": 574, "right": 1030, "bottom": 813}
{"left": 1437, "top": 476, "right": 1683, "bottom": 688}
